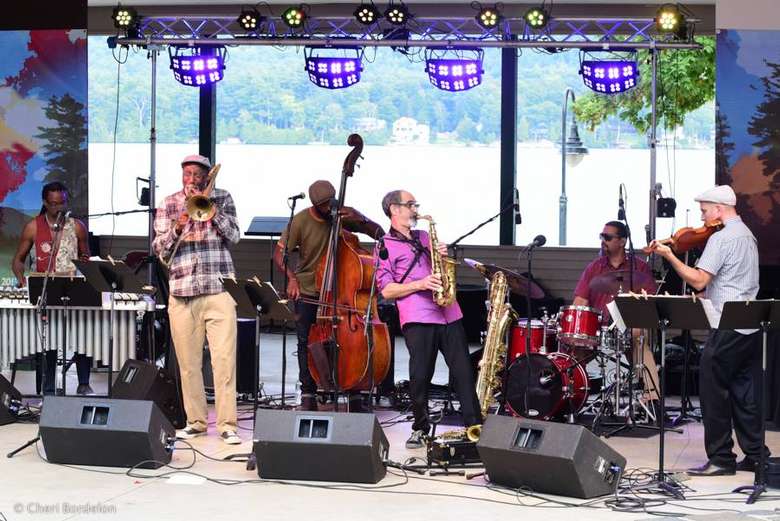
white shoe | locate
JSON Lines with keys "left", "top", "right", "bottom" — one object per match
{"left": 220, "top": 430, "right": 241, "bottom": 445}
{"left": 176, "top": 426, "right": 206, "bottom": 440}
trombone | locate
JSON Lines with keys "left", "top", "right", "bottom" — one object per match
{"left": 159, "top": 163, "right": 221, "bottom": 269}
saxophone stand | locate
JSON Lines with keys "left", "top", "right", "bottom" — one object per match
{"left": 721, "top": 300, "right": 776, "bottom": 505}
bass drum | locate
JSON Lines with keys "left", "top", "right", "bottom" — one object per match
{"left": 504, "top": 352, "right": 588, "bottom": 421}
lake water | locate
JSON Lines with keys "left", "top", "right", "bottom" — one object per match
{"left": 88, "top": 143, "right": 714, "bottom": 247}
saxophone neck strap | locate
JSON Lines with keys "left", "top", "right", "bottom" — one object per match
{"left": 388, "top": 227, "right": 426, "bottom": 284}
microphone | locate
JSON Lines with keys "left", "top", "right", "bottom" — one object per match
{"left": 288, "top": 192, "right": 306, "bottom": 201}
{"left": 526, "top": 234, "right": 546, "bottom": 249}
{"left": 617, "top": 185, "right": 626, "bottom": 221}
{"left": 377, "top": 237, "right": 389, "bottom": 260}
{"left": 514, "top": 188, "right": 522, "bottom": 225}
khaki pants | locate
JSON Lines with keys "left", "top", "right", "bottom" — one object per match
{"left": 168, "top": 292, "right": 237, "bottom": 433}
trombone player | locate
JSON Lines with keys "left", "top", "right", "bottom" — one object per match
{"left": 153, "top": 154, "right": 242, "bottom": 444}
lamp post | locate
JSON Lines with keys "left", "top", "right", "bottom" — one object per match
{"left": 559, "top": 88, "right": 588, "bottom": 246}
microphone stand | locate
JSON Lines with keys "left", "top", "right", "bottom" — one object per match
{"left": 522, "top": 244, "right": 537, "bottom": 418}
{"left": 7, "top": 212, "right": 64, "bottom": 457}
{"left": 449, "top": 202, "right": 515, "bottom": 260}
{"left": 280, "top": 197, "right": 300, "bottom": 409}
{"left": 363, "top": 241, "right": 384, "bottom": 413}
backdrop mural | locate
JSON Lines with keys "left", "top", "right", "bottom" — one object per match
{"left": 716, "top": 29, "right": 780, "bottom": 266}
{"left": 0, "top": 30, "right": 87, "bottom": 281}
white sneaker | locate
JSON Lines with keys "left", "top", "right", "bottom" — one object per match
{"left": 176, "top": 426, "right": 206, "bottom": 439}
{"left": 220, "top": 430, "right": 242, "bottom": 445}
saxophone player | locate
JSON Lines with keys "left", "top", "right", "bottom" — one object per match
{"left": 375, "top": 190, "right": 480, "bottom": 449}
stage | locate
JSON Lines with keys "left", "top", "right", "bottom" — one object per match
{"left": 2, "top": 332, "right": 780, "bottom": 520}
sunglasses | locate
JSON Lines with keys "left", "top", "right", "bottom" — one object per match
{"left": 599, "top": 233, "right": 622, "bottom": 242}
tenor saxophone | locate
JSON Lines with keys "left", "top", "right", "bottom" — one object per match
{"left": 417, "top": 215, "right": 457, "bottom": 307}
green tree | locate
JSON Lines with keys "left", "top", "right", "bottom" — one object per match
{"left": 574, "top": 36, "right": 715, "bottom": 134}
{"left": 35, "top": 93, "right": 88, "bottom": 217}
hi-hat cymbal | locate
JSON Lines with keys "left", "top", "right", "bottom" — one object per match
{"left": 464, "top": 258, "right": 545, "bottom": 299}
{"left": 588, "top": 269, "right": 657, "bottom": 295}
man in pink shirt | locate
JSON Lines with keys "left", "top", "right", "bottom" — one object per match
{"left": 375, "top": 190, "right": 480, "bottom": 449}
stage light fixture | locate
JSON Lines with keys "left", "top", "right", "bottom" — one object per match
{"left": 354, "top": 2, "right": 381, "bottom": 25}
{"left": 474, "top": 3, "right": 503, "bottom": 29}
{"left": 580, "top": 53, "right": 639, "bottom": 95}
{"left": 282, "top": 5, "right": 307, "bottom": 28}
{"left": 655, "top": 4, "right": 685, "bottom": 34}
{"left": 237, "top": 8, "right": 263, "bottom": 32}
{"left": 304, "top": 47, "right": 364, "bottom": 90}
{"left": 112, "top": 4, "right": 137, "bottom": 29}
{"left": 425, "top": 48, "right": 484, "bottom": 92}
{"left": 169, "top": 46, "right": 226, "bottom": 87}
{"left": 524, "top": 6, "right": 549, "bottom": 29}
{"left": 384, "top": 1, "right": 410, "bottom": 26}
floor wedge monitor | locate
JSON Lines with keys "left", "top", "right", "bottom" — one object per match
{"left": 253, "top": 409, "right": 389, "bottom": 483}
{"left": 40, "top": 396, "right": 175, "bottom": 469}
{"left": 477, "top": 415, "right": 626, "bottom": 498}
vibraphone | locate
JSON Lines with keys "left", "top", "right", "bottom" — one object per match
{"left": 0, "top": 288, "right": 154, "bottom": 371}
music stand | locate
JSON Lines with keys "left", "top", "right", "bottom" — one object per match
{"left": 73, "top": 259, "right": 144, "bottom": 397}
{"left": 720, "top": 300, "right": 776, "bottom": 504}
{"left": 614, "top": 295, "right": 713, "bottom": 499}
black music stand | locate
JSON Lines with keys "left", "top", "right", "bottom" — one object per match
{"left": 613, "top": 295, "right": 713, "bottom": 499}
{"left": 74, "top": 259, "right": 144, "bottom": 397}
{"left": 245, "top": 216, "right": 289, "bottom": 290}
{"left": 720, "top": 300, "right": 776, "bottom": 504}
{"left": 28, "top": 276, "right": 94, "bottom": 396}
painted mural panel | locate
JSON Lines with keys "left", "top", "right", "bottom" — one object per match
{"left": 0, "top": 30, "right": 87, "bottom": 280}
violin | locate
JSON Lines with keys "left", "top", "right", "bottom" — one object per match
{"left": 306, "top": 134, "right": 391, "bottom": 392}
{"left": 643, "top": 219, "right": 724, "bottom": 255}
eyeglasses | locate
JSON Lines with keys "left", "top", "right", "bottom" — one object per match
{"left": 599, "top": 233, "right": 622, "bottom": 242}
{"left": 395, "top": 201, "right": 420, "bottom": 210}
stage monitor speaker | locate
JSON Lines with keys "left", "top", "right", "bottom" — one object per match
{"left": 111, "top": 360, "right": 186, "bottom": 429}
{"left": 0, "top": 375, "right": 22, "bottom": 426}
{"left": 40, "top": 396, "right": 175, "bottom": 469}
{"left": 477, "top": 415, "right": 626, "bottom": 498}
{"left": 253, "top": 409, "right": 389, "bottom": 483}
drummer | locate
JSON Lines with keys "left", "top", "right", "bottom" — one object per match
{"left": 572, "top": 220, "right": 661, "bottom": 409}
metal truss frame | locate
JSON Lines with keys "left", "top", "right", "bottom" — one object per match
{"left": 117, "top": 14, "right": 701, "bottom": 50}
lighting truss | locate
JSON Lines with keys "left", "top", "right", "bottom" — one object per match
{"left": 116, "top": 14, "right": 701, "bottom": 51}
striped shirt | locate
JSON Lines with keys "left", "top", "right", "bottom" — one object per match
{"left": 696, "top": 216, "right": 759, "bottom": 334}
{"left": 153, "top": 187, "right": 240, "bottom": 297}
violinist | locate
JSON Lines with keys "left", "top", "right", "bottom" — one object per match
{"left": 375, "top": 190, "right": 480, "bottom": 449}
{"left": 573, "top": 220, "right": 660, "bottom": 410}
{"left": 274, "top": 180, "right": 384, "bottom": 411}
{"left": 647, "top": 185, "right": 767, "bottom": 476}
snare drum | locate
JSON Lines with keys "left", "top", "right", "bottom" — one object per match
{"left": 509, "top": 320, "right": 557, "bottom": 360}
{"left": 557, "top": 305, "right": 602, "bottom": 348}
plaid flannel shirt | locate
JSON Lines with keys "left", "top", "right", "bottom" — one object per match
{"left": 153, "top": 187, "right": 240, "bottom": 297}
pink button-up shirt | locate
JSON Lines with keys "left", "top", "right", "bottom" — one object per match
{"left": 375, "top": 229, "right": 463, "bottom": 328}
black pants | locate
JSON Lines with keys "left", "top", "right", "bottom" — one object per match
{"left": 402, "top": 320, "right": 480, "bottom": 433}
{"left": 700, "top": 329, "right": 768, "bottom": 466}
{"left": 38, "top": 351, "right": 91, "bottom": 394}
{"left": 295, "top": 299, "right": 319, "bottom": 394}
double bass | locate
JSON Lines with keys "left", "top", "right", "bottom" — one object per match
{"left": 307, "top": 134, "right": 391, "bottom": 393}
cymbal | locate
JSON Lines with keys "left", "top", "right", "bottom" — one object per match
{"left": 588, "top": 269, "right": 657, "bottom": 295}
{"left": 464, "top": 258, "right": 545, "bottom": 299}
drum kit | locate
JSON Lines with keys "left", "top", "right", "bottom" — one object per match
{"left": 466, "top": 259, "right": 654, "bottom": 426}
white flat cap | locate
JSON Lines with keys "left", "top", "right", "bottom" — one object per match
{"left": 181, "top": 154, "right": 212, "bottom": 170}
{"left": 694, "top": 185, "right": 737, "bottom": 206}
